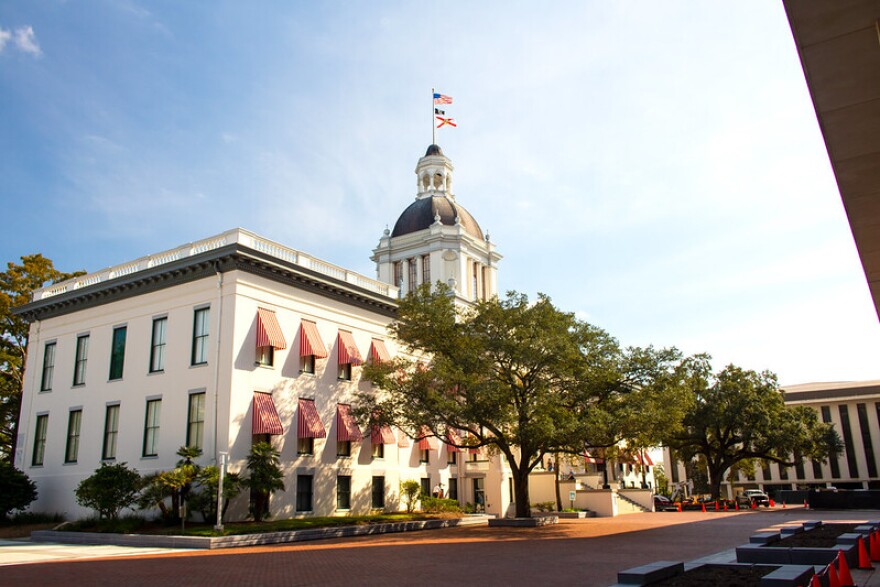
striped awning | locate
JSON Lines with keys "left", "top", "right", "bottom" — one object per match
{"left": 256, "top": 308, "right": 287, "bottom": 349}
{"left": 371, "top": 424, "right": 396, "bottom": 445}
{"left": 297, "top": 398, "right": 326, "bottom": 438}
{"left": 369, "top": 339, "right": 391, "bottom": 363}
{"left": 467, "top": 434, "right": 481, "bottom": 455}
{"left": 397, "top": 430, "right": 411, "bottom": 448}
{"left": 583, "top": 451, "right": 605, "bottom": 464}
{"left": 300, "top": 320, "right": 328, "bottom": 358}
{"left": 337, "top": 330, "right": 363, "bottom": 365}
{"left": 252, "top": 392, "right": 283, "bottom": 435}
{"left": 336, "top": 404, "right": 363, "bottom": 442}
{"left": 637, "top": 452, "right": 654, "bottom": 467}
{"left": 417, "top": 427, "right": 436, "bottom": 451}
{"left": 446, "top": 428, "right": 463, "bottom": 452}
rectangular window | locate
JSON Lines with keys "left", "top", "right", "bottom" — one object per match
{"left": 102, "top": 404, "right": 120, "bottom": 460}
{"left": 191, "top": 307, "right": 209, "bottom": 365}
{"left": 65, "top": 409, "right": 82, "bottom": 463}
{"left": 392, "top": 261, "right": 402, "bottom": 288}
{"left": 420, "top": 477, "right": 431, "bottom": 498}
{"left": 73, "top": 334, "right": 89, "bottom": 386}
{"left": 448, "top": 477, "right": 458, "bottom": 501}
{"left": 778, "top": 463, "right": 788, "bottom": 480}
{"left": 447, "top": 449, "right": 457, "bottom": 465}
{"left": 150, "top": 317, "right": 167, "bottom": 373}
{"left": 811, "top": 458, "right": 823, "bottom": 479}
{"left": 858, "top": 403, "right": 877, "bottom": 478}
{"left": 371, "top": 442, "right": 384, "bottom": 460}
{"left": 371, "top": 476, "right": 385, "bottom": 509}
{"left": 821, "top": 406, "right": 841, "bottom": 479}
{"left": 408, "top": 258, "right": 417, "bottom": 290}
{"left": 186, "top": 392, "right": 206, "bottom": 450}
{"left": 296, "top": 475, "right": 313, "bottom": 512}
{"left": 838, "top": 404, "right": 859, "bottom": 478}
{"left": 40, "top": 342, "right": 56, "bottom": 391}
{"left": 32, "top": 414, "right": 48, "bottom": 466}
{"left": 298, "top": 437, "right": 314, "bottom": 456}
{"left": 420, "top": 448, "right": 429, "bottom": 464}
{"left": 794, "top": 451, "right": 805, "bottom": 480}
{"left": 337, "top": 475, "right": 351, "bottom": 510}
{"left": 421, "top": 254, "right": 430, "bottom": 284}
{"left": 143, "top": 399, "right": 161, "bottom": 457}
{"left": 337, "top": 440, "right": 351, "bottom": 457}
{"left": 109, "top": 326, "right": 127, "bottom": 380}
{"left": 301, "top": 354, "right": 316, "bottom": 374}
{"left": 257, "top": 345, "right": 274, "bottom": 367}
{"left": 481, "top": 266, "right": 488, "bottom": 300}
{"left": 338, "top": 362, "right": 352, "bottom": 381}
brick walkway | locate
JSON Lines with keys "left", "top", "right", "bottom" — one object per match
{"left": 2, "top": 509, "right": 877, "bottom": 586}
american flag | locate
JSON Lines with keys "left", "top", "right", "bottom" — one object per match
{"left": 433, "top": 93, "right": 453, "bottom": 105}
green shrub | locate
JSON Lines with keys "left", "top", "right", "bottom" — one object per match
{"left": 246, "top": 442, "right": 284, "bottom": 522}
{"left": 420, "top": 497, "right": 461, "bottom": 513}
{"left": 532, "top": 501, "right": 556, "bottom": 512}
{"left": 400, "top": 480, "right": 421, "bottom": 513}
{"left": 0, "top": 462, "right": 38, "bottom": 518}
{"left": 64, "top": 514, "right": 147, "bottom": 534}
{"left": 75, "top": 462, "right": 142, "bottom": 520}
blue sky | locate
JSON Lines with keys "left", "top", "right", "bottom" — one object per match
{"left": 2, "top": 1, "right": 878, "bottom": 385}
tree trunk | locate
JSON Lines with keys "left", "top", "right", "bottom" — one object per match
{"left": 708, "top": 464, "right": 726, "bottom": 500}
{"left": 514, "top": 467, "right": 532, "bottom": 518}
{"left": 554, "top": 452, "right": 562, "bottom": 511}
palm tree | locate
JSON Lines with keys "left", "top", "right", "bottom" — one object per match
{"left": 246, "top": 442, "right": 285, "bottom": 522}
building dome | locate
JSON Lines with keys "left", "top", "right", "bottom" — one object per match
{"left": 391, "top": 194, "right": 483, "bottom": 240}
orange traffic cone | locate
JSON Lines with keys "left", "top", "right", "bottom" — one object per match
{"left": 809, "top": 573, "right": 821, "bottom": 587}
{"left": 870, "top": 530, "right": 880, "bottom": 561}
{"left": 769, "top": 498, "right": 776, "bottom": 507}
{"left": 828, "top": 562, "right": 841, "bottom": 587}
{"left": 751, "top": 500, "right": 757, "bottom": 510}
{"left": 782, "top": 501, "right": 786, "bottom": 509}
{"left": 676, "top": 502, "right": 682, "bottom": 513}
{"left": 701, "top": 502, "right": 706, "bottom": 513}
{"left": 735, "top": 501, "right": 740, "bottom": 511}
{"left": 724, "top": 502, "right": 728, "bottom": 511}
{"left": 714, "top": 501, "right": 719, "bottom": 511}
{"left": 837, "top": 549, "right": 855, "bottom": 587}
{"left": 858, "top": 536, "right": 873, "bottom": 569}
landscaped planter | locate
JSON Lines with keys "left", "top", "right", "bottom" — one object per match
{"left": 611, "top": 561, "right": 814, "bottom": 587}
{"left": 735, "top": 520, "right": 878, "bottom": 567}
{"left": 489, "top": 516, "right": 559, "bottom": 527}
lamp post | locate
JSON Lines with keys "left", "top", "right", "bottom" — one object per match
{"left": 215, "top": 452, "right": 228, "bottom": 531}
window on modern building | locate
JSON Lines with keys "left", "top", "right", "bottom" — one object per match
{"left": 298, "top": 437, "right": 314, "bottom": 456}
{"left": 191, "top": 307, "right": 210, "bottom": 365}
{"left": 371, "top": 442, "right": 384, "bottom": 460}
{"left": 65, "top": 409, "right": 82, "bottom": 463}
{"left": 857, "top": 403, "right": 878, "bottom": 478}
{"left": 811, "top": 458, "right": 823, "bottom": 479}
{"left": 109, "top": 326, "right": 127, "bottom": 380}
{"left": 338, "top": 362, "right": 352, "bottom": 381}
{"left": 337, "top": 440, "right": 351, "bottom": 457}
{"left": 371, "top": 475, "right": 385, "bottom": 509}
{"left": 408, "top": 258, "right": 417, "bottom": 291}
{"left": 447, "top": 477, "right": 458, "bottom": 501}
{"left": 421, "top": 254, "right": 430, "bottom": 284}
{"left": 821, "top": 406, "right": 841, "bottom": 479}
{"left": 103, "top": 404, "right": 120, "bottom": 460}
{"left": 420, "top": 477, "right": 431, "bottom": 498}
{"left": 150, "top": 317, "right": 167, "bottom": 373}
{"left": 32, "top": 414, "right": 48, "bottom": 466}
{"left": 73, "top": 334, "right": 89, "bottom": 386}
{"left": 186, "top": 392, "right": 206, "bottom": 450}
{"left": 40, "top": 342, "right": 56, "bottom": 392}
{"left": 778, "top": 463, "right": 789, "bottom": 480}
{"left": 143, "top": 399, "right": 161, "bottom": 457}
{"left": 296, "top": 475, "right": 313, "bottom": 512}
{"left": 337, "top": 475, "right": 351, "bottom": 510}
{"left": 256, "top": 345, "right": 274, "bottom": 367}
{"left": 301, "top": 354, "right": 316, "bottom": 374}
{"left": 793, "top": 451, "right": 805, "bottom": 480}
{"left": 838, "top": 404, "right": 859, "bottom": 478}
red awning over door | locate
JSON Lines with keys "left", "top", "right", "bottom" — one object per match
{"left": 256, "top": 308, "right": 287, "bottom": 349}
{"left": 252, "top": 392, "right": 283, "bottom": 435}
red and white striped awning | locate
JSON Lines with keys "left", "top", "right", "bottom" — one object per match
{"left": 446, "top": 428, "right": 463, "bottom": 452}
{"left": 417, "top": 426, "right": 437, "bottom": 450}
{"left": 336, "top": 404, "right": 363, "bottom": 442}
{"left": 371, "top": 424, "right": 396, "bottom": 445}
{"left": 583, "top": 451, "right": 605, "bottom": 464}
{"left": 252, "top": 392, "right": 283, "bottom": 435}
{"left": 297, "top": 398, "right": 326, "bottom": 438}
{"left": 637, "top": 452, "right": 654, "bottom": 467}
{"left": 337, "top": 330, "right": 363, "bottom": 365}
{"left": 256, "top": 308, "right": 287, "bottom": 349}
{"left": 397, "top": 430, "right": 411, "bottom": 448}
{"left": 369, "top": 339, "right": 391, "bottom": 363}
{"left": 300, "top": 320, "right": 328, "bottom": 358}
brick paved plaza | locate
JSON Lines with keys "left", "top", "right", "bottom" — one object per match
{"left": 2, "top": 509, "right": 879, "bottom": 586}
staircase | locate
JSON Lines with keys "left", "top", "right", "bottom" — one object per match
{"left": 616, "top": 492, "right": 651, "bottom": 514}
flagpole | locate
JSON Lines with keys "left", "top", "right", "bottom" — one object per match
{"left": 431, "top": 87, "right": 436, "bottom": 145}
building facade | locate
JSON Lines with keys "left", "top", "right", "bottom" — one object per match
{"left": 15, "top": 145, "right": 513, "bottom": 520}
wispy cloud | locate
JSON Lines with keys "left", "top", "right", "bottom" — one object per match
{"left": 0, "top": 25, "right": 42, "bottom": 56}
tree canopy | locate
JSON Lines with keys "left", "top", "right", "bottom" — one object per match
{"left": 359, "top": 285, "right": 692, "bottom": 517}
{"left": 0, "top": 255, "right": 83, "bottom": 462}
{"left": 665, "top": 359, "right": 843, "bottom": 499}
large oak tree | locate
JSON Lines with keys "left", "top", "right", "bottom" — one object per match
{"left": 665, "top": 359, "right": 842, "bottom": 499}
{"left": 1, "top": 255, "right": 83, "bottom": 462}
{"left": 359, "top": 286, "right": 692, "bottom": 518}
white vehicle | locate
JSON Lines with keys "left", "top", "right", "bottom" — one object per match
{"left": 739, "top": 489, "right": 770, "bottom": 507}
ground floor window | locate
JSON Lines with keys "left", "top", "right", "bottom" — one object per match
{"left": 337, "top": 475, "right": 351, "bottom": 510}
{"left": 420, "top": 477, "right": 431, "bottom": 498}
{"left": 296, "top": 475, "right": 313, "bottom": 512}
{"left": 448, "top": 477, "right": 458, "bottom": 501}
{"left": 473, "top": 478, "right": 485, "bottom": 512}
{"left": 371, "top": 476, "right": 385, "bottom": 509}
